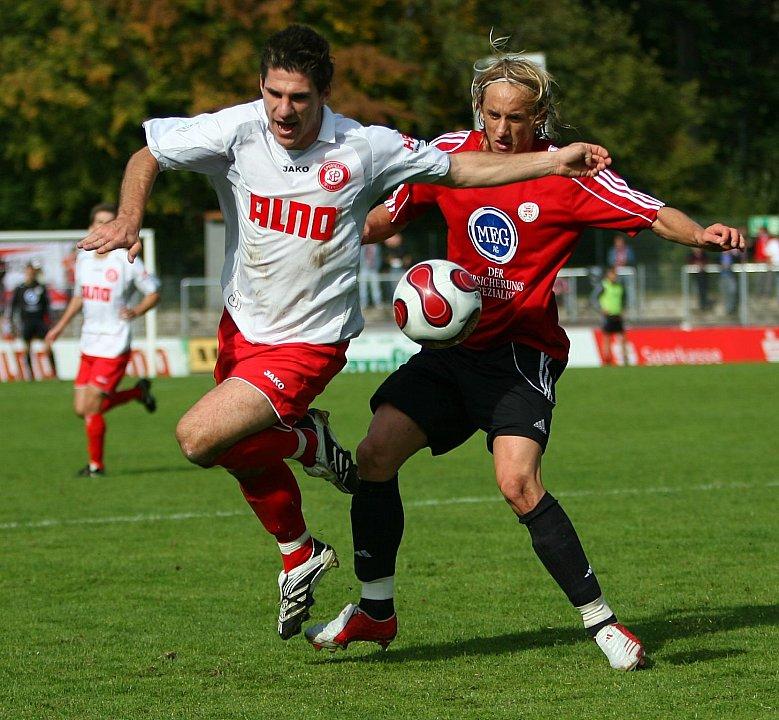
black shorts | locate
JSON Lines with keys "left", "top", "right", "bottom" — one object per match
{"left": 22, "top": 319, "right": 49, "bottom": 343}
{"left": 602, "top": 315, "right": 624, "bottom": 333}
{"left": 370, "top": 342, "right": 566, "bottom": 455}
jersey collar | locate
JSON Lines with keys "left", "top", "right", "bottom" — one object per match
{"left": 316, "top": 106, "right": 337, "bottom": 144}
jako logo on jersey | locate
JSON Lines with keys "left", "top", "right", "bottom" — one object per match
{"left": 249, "top": 194, "right": 337, "bottom": 241}
{"left": 263, "top": 369, "right": 285, "bottom": 390}
{"left": 467, "top": 207, "right": 519, "bottom": 264}
{"left": 105, "top": 268, "right": 119, "bottom": 282}
{"left": 517, "top": 202, "right": 540, "bottom": 223}
{"left": 283, "top": 165, "right": 309, "bottom": 173}
{"left": 82, "top": 285, "right": 111, "bottom": 301}
{"left": 318, "top": 161, "right": 350, "bottom": 192}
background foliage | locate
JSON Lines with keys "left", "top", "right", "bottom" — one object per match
{"left": 0, "top": 0, "right": 775, "bottom": 272}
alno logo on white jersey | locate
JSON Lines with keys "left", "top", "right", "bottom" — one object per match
{"left": 467, "top": 207, "right": 519, "bottom": 264}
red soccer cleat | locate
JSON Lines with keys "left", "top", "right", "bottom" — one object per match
{"left": 305, "top": 603, "right": 397, "bottom": 652}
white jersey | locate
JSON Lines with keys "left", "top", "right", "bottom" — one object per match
{"left": 74, "top": 250, "right": 160, "bottom": 358}
{"left": 144, "top": 101, "right": 450, "bottom": 345}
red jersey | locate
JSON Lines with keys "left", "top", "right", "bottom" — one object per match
{"left": 385, "top": 131, "right": 664, "bottom": 361}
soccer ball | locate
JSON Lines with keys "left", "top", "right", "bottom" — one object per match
{"left": 392, "top": 259, "right": 482, "bottom": 348}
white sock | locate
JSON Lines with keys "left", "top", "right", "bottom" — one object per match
{"left": 278, "top": 530, "right": 311, "bottom": 556}
{"left": 361, "top": 576, "right": 394, "bottom": 601}
{"left": 576, "top": 594, "right": 615, "bottom": 629}
{"left": 289, "top": 428, "right": 308, "bottom": 460}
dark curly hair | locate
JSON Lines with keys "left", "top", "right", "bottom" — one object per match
{"left": 261, "top": 25, "right": 334, "bottom": 93}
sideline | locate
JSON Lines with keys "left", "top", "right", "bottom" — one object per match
{"left": 1, "top": 480, "right": 776, "bottom": 531}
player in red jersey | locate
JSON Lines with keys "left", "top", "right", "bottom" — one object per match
{"left": 78, "top": 26, "right": 616, "bottom": 642}
{"left": 306, "top": 51, "right": 744, "bottom": 669}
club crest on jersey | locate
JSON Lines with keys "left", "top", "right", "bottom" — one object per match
{"left": 467, "top": 207, "right": 519, "bottom": 264}
{"left": 517, "top": 202, "right": 540, "bottom": 223}
{"left": 105, "top": 268, "right": 119, "bottom": 283}
{"left": 318, "top": 161, "right": 350, "bottom": 192}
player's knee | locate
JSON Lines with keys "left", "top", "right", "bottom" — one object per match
{"left": 175, "top": 420, "right": 213, "bottom": 467}
{"left": 356, "top": 436, "right": 399, "bottom": 481}
{"left": 496, "top": 468, "right": 544, "bottom": 514}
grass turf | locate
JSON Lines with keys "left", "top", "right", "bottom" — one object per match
{"left": 1, "top": 364, "right": 777, "bottom": 719}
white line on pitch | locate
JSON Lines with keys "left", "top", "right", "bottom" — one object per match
{"left": 1, "top": 480, "right": 776, "bottom": 531}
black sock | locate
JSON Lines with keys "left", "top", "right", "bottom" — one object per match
{"left": 351, "top": 474, "right": 404, "bottom": 583}
{"left": 358, "top": 598, "right": 395, "bottom": 620}
{"left": 585, "top": 616, "right": 618, "bottom": 638}
{"left": 518, "top": 492, "right": 602, "bottom": 608}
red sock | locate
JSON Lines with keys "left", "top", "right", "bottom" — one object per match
{"left": 85, "top": 413, "right": 106, "bottom": 469}
{"left": 238, "top": 462, "right": 311, "bottom": 571}
{"left": 101, "top": 387, "right": 142, "bottom": 412}
{"left": 215, "top": 425, "right": 316, "bottom": 473}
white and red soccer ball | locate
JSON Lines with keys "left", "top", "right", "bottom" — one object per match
{"left": 392, "top": 259, "right": 482, "bottom": 348}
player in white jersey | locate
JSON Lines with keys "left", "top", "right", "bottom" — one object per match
{"left": 78, "top": 24, "right": 613, "bottom": 641}
{"left": 46, "top": 204, "right": 160, "bottom": 477}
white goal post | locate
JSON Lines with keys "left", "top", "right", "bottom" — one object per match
{"left": 0, "top": 228, "right": 158, "bottom": 377}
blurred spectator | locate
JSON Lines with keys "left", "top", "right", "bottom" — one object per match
{"left": 606, "top": 233, "right": 635, "bottom": 269}
{"left": 598, "top": 266, "right": 628, "bottom": 365}
{"left": 359, "top": 243, "right": 383, "bottom": 308}
{"left": 752, "top": 225, "right": 771, "bottom": 263}
{"left": 7, "top": 260, "right": 56, "bottom": 379}
{"left": 765, "top": 233, "right": 779, "bottom": 299}
{"left": 383, "top": 232, "right": 413, "bottom": 283}
{"left": 688, "top": 247, "right": 711, "bottom": 311}
{"left": 719, "top": 247, "right": 742, "bottom": 317}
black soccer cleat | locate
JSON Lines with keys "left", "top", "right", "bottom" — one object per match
{"left": 76, "top": 464, "right": 105, "bottom": 478}
{"left": 135, "top": 378, "right": 157, "bottom": 413}
{"left": 277, "top": 538, "right": 339, "bottom": 640}
{"left": 298, "top": 408, "right": 361, "bottom": 494}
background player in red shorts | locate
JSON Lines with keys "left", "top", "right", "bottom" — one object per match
{"left": 307, "top": 50, "right": 744, "bottom": 669}
{"left": 77, "top": 25, "right": 614, "bottom": 641}
{"left": 46, "top": 203, "right": 159, "bottom": 477}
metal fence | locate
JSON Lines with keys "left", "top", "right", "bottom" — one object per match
{"left": 171, "top": 264, "right": 778, "bottom": 339}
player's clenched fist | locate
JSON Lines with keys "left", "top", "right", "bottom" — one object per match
{"left": 554, "top": 142, "right": 612, "bottom": 178}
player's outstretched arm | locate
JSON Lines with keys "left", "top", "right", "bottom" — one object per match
{"left": 78, "top": 147, "right": 161, "bottom": 263}
{"left": 443, "top": 142, "right": 611, "bottom": 188}
{"left": 652, "top": 207, "right": 745, "bottom": 252}
{"left": 362, "top": 205, "right": 407, "bottom": 245}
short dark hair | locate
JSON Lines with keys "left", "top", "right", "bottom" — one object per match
{"left": 89, "top": 202, "right": 117, "bottom": 224}
{"left": 261, "top": 25, "right": 333, "bottom": 93}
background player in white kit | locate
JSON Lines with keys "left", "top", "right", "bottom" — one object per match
{"left": 78, "top": 24, "right": 614, "bottom": 641}
{"left": 46, "top": 203, "right": 160, "bottom": 477}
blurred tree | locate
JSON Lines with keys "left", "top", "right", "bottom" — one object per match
{"left": 0, "top": 0, "right": 769, "bottom": 274}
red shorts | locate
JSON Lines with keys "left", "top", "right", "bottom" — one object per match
{"left": 75, "top": 352, "right": 130, "bottom": 394}
{"left": 214, "top": 311, "right": 348, "bottom": 426}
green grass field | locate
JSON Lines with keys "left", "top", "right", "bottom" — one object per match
{"left": 1, "top": 365, "right": 777, "bottom": 719}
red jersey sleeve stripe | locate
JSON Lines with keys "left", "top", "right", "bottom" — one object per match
{"left": 599, "top": 170, "right": 664, "bottom": 208}
{"left": 596, "top": 170, "right": 664, "bottom": 209}
{"left": 385, "top": 184, "right": 411, "bottom": 220}
{"left": 430, "top": 131, "right": 472, "bottom": 152}
{"left": 571, "top": 178, "right": 660, "bottom": 224}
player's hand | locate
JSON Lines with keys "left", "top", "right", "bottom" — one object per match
{"left": 120, "top": 307, "right": 138, "bottom": 320}
{"left": 697, "top": 224, "right": 745, "bottom": 252}
{"left": 78, "top": 216, "right": 143, "bottom": 263}
{"left": 553, "top": 142, "right": 612, "bottom": 178}
{"left": 44, "top": 327, "right": 59, "bottom": 345}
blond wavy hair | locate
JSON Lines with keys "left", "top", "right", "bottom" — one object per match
{"left": 471, "top": 35, "right": 560, "bottom": 139}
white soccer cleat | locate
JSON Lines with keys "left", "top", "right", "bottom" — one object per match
{"left": 277, "top": 538, "right": 338, "bottom": 640}
{"left": 305, "top": 603, "right": 398, "bottom": 652}
{"left": 299, "top": 408, "right": 360, "bottom": 494}
{"left": 594, "top": 623, "right": 646, "bottom": 670}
